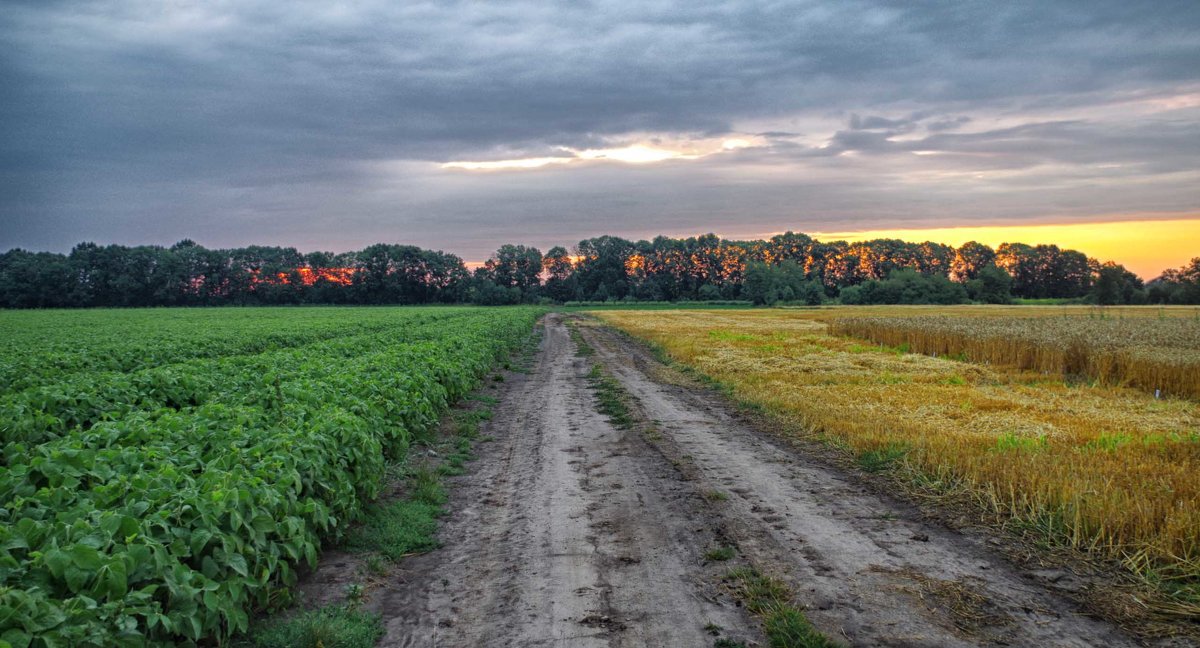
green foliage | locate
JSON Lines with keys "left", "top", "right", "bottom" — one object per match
{"left": 857, "top": 443, "right": 909, "bottom": 472}
{"left": 238, "top": 604, "right": 383, "bottom": 648}
{"left": 992, "top": 432, "right": 1049, "bottom": 453}
{"left": 1147, "top": 257, "right": 1200, "bottom": 305}
{"left": 995, "top": 242, "right": 1093, "bottom": 300}
{"left": 343, "top": 466, "right": 449, "bottom": 562}
{"left": 705, "top": 546, "right": 736, "bottom": 562}
{"left": 724, "top": 567, "right": 842, "bottom": 648}
{"left": 763, "top": 607, "right": 839, "bottom": 648}
{"left": 476, "top": 244, "right": 543, "bottom": 296}
{"left": 1089, "top": 262, "right": 1146, "bottom": 305}
{"left": 0, "top": 235, "right": 1173, "bottom": 308}
{"left": 0, "top": 306, "right": 541, "bottom": 646}
{"left": 467, "top": 280, "right": 523, "bottom": 305}
{"left": 342, "top": 499, "right": 442, "bottom": 560}
{"left": 742, "top": 262, "right": 825, "bottom": 306}
{"left": 965, "top": 264, "right": 1014, "bottom": 304}
{"left": 587, "top": 365, "right": 633, "bottom": 429}
{"left": 839, "top": 269, "right": 968, "bottom": 305}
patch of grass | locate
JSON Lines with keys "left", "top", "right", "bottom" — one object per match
{"left": 568, "top": 322, "right": 595, "bottom": 356}
{"left": 709, "top": 329, "right": 758, "bottom": 342}
{"left": 238, "top": 605, "right": 383, "bottom": 648}
{"left": 764, "top": 608, "right": 837, "bottom": 648}
{"left": 343, "top": 467, "right": 446, "bottom": 559}
{"left": 856, "top": 443, "right": 908, "bottom": 473}
{"left": 851, "top": 341, "right": 910, "bottom": 355}
{"left": 408, "top": 466, "right": 449, "bottom": 506}
{"left": 343, "top": 498, "right": 441, "bottom": 559}
{"left": 703, "top": 490, "right": 729, "bottom": 502}
{"left": 705, "top": 546, "right": 736, "bottom": 562}
{"left": 363, "top": 554, "right": 388, "bottom": 576}
{"left": 724, "top": 567, "right": 843, "bottom": 648}
{"left": 588, "top": 364, "right": 634, "bottom": 428}
{"left": 437, "top": 435, "right": 475, "bottom": 477}
{"left": 452, "top": 408, "right": 491, "bottom": 438}
{"left": 991, "top": 432, "right": 1048, "bottom": 454}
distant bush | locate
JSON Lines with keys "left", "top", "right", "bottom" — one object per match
{"left": 965, "top": 265, "right": 1014, "bottom": 304}
{"left": 1146, "top": 257, "right": 1200, "bottom": 304}
{"left": 839, "top": 269, "right": 968, "bottom": 305}
{"left": 742, "top": 262, "right": 825, "bottom": 306}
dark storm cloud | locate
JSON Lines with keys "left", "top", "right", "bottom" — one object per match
{"left": 1, "top": 0, "right": 1199, "bottom": 258}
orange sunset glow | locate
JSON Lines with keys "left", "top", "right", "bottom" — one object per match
{"left": 805, "top": 217, "right": 1200, "bottom": 279}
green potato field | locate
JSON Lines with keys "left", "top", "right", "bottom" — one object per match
{"left": 0, "top": 307, "right": 542, "bottom": 647}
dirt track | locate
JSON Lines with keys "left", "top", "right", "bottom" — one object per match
{"left": 372, "top": 314, "right": 1158, "bottom": 647}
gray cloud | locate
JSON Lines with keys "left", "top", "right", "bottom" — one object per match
{"left": 1, "top": 0, "right": 1199, "bottom": 259}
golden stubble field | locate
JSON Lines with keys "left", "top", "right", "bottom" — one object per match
{"left": 594, "top": 306, "right": 1200, "bottom": 609}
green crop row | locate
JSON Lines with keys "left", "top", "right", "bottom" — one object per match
{"left": 0, "top": 310, "right": 479, "bottom": 451}
{"left": 0, "top": 308, "right": 471, "bottom": 397}
{"left": 0, "top": 307, "right": 542, "bottom": 647}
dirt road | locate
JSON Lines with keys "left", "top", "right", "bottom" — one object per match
{"left": 373, "top": 314, "right": 1156, "bottom": 647}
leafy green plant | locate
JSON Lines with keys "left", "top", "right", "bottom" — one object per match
{"left": 0, "top": 307, "right": 543, "bottom": 645}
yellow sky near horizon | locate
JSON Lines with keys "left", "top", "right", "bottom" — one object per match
{"left": 805, "top": 218, "right": 1200, "bottom": 279}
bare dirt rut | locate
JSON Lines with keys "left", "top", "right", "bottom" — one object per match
{"left": 375, "top": 314, "right": 759, "bottom": 647}
{"left": 374, "top": 314, "right": 1155, "bottom": 647}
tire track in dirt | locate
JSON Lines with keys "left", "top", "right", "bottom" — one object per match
{"left": 577, "top": 318, "right": 1161, "bottom": 648}
{"left": 374, "top": 314, "right": 759, "bottom": 647}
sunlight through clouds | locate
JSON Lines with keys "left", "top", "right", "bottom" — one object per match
{"left": 441, "top": 137, "right": 762, "bottom": 171}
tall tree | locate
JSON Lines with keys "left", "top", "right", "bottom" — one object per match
{"left": 965, "top": 265, "right": 1013, "bottom": 304}
{"left": 574, "top": 236, "right": 634, "bottom": 300}
{"left": 482, "top": 244, "right": 543, "bottom": 298}
{"left": 542, "top": 246, "right": 577, "bottom": 302}
{"left": 995, "top": 242, "right": 1039, "bottom": 298}
{"left": 1091, "top": 262, "right": 1143, "bottom": 305}
{"left": 949, "top": 241, "right": 996, "bottom": 283}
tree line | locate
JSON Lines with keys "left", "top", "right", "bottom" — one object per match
{"left": 1, "top": 234, "right": 1196, "bottom": 308}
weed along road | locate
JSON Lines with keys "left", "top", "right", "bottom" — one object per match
{"left": 376, "top": 314, "right": 1148, "bottom": 647}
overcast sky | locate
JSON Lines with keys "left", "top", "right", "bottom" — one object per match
{"left": 2, "top": 0, "right": 1199, "bottom": 261}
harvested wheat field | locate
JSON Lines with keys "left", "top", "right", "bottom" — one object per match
{"left": 828, "top": 307, "right": 1200, "bottom": 399}
{"left": 595, "top": 307, "right": 1200, "bottom": 621}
